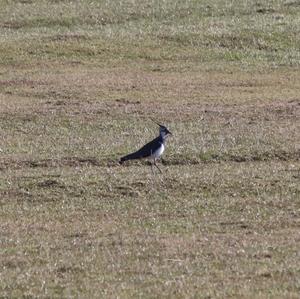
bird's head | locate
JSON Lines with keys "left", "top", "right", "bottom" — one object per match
{"left": 152, "top": 120, "right": 172, "bottom": 138}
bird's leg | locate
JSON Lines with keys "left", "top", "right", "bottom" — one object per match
{"left": 154, "top": 159, "right": 162, "bottom": 174}
{"left": 151, "top": 160, "right": 154, "bottom": 175}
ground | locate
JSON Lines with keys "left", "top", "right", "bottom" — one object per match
{"left": 0, "top": 1, "right": 300, "bottom": 298}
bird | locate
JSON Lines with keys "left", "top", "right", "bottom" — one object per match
{"left": 119, "top": 121, "right": 172, "bottom": 173}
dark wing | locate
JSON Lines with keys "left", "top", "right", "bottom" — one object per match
{"left": 120, "top": 137, "right": 161, "bottom": 163}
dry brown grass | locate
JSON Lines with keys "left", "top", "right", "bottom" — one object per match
{"left": 1, "top": 62, "right": 299, "bottom": 298}
{"left": 1, "top": 1, "right": 300, "bottom": 298}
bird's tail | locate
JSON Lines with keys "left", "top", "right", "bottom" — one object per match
{"left": 119, "top": 151, "right": 142, "bottom": 164}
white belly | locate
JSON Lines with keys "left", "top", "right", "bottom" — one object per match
{"left": 151, "top": 143, "right": 164, "bottom": 159}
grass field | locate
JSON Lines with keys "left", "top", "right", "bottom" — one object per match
{"left": 1, "top": 0, "right": 300, "bottom": 298}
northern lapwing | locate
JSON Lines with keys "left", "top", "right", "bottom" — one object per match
{"left": 119, "top": 122, "right": 172, "bottom": 173}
